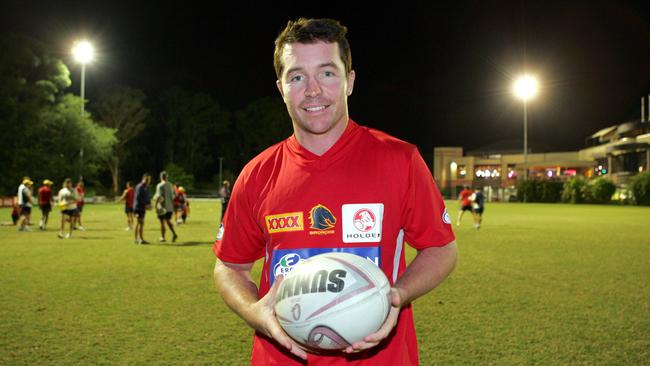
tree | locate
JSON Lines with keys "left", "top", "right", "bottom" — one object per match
{"left": 93, "top": 85, "right": 150, "bottom": 196}
{"left": 38, "top": 94, "right": 116, "bottom": 181}
{"left": 164, "top": 163, "right": 195, "bottom": 191}
{"left": 229, "top": 97, "right": 292, "bottom": 169}
{"left": 0, "top": 33, "right": 114, "bottom": 194}
{"left": 158, "top": 87, "right": 230, "bottom": 181}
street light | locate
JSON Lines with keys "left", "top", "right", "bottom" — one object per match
{"left": 513, "top": 74, "right": 538, "bottom": 182}
{"left": 72, "top": 40, "right": 94, "bottom": 115}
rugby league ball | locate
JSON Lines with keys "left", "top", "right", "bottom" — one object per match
{"left": 274, "top": 252, "right": 390, "bottom": 351}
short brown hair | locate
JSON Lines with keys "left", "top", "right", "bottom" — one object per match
{"left": 273, "top": 18, "right": 352, "bottom": 79}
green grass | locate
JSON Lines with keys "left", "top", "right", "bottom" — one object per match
{"left": 1, "top": 201, "right": 649, "bottom": 365}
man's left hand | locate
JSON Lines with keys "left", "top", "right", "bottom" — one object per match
{"left": 343, "top": 287, "right": 403, "bottom": 353}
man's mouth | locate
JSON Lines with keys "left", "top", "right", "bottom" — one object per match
{"left": 303, "top": 105, "right": 329, "bottom": 112}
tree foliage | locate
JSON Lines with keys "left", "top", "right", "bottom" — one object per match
{"left": 561, "top": 176, "right": 588, "bottom": 203}
{"left": 92, "top": 85, "right": 150, "bottom": 196}
{"left": 516, "top": 179, "right": 563, "bottom": 202}
{"left": 158, "top": 88, "right": 230, "bottom": 181}
{"left": 0, "top": 33, "right": 114, "bottom": 194}
{"left": 629, "top": 172, "right": 650, "bottom": 205}
{"left": 229, "top": 96, "right": 292, "bottom": 169}
{"left": 164, "top": 163, "right": 195, "bottom": 191}
{"left": 561, "top": 176, "right": 616, "bottom": 204}
{"left": 2, "top": 33, "right": 303, "bottom": 194}
{"left": 587, "top": 177, "right": 616, "bottom": 204}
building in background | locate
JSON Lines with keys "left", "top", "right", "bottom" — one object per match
{"left": 434, "top": 119, "right": 650, "bottom": 201}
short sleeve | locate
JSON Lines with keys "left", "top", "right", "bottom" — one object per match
{"left": 401, "top": 148, "right": 455, "bottom": 249}
{"left": 213, "top": 174, "right": 266, "bottom": 263}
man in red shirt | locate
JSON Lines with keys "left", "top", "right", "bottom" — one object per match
{"left": 119, "top": 181, "right": 135, "bottom": 231}
{"left": 213, "top": 18, "right": 457, "bottom": 365}
{"left": 38, "top": 179, "right": 54, "bottom": 230}
{"left": 456, "top": 185, "right": 474, "bottom": 226}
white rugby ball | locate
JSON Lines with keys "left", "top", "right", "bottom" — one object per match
{"left": 274, "top": 252, "right": 390, "bottom": 351}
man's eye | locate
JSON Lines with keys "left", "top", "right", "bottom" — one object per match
{"left": 323, "top": 71, "right": 335, "bottom": 77}
{"left": 290, "top": 75, "right": 304, "bottom": 82}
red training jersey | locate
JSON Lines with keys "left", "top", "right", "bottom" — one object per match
{"left": 125, "top": 187, "right": 135, "bottom": 209}
{"left": 76, "top": 185, "right": 85, "bottom": 206}
{"left": 459, "top": 189, "right": 473, "bottom": 206}
{"left": 38, "top": 186, "right": 52, "bottom": 206}
{"left": 214, "top": 120, "right": 455, "bottom": 365}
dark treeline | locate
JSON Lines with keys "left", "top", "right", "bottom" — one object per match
{"left": 0, "top": 33, "right": 292, "bottom": 196}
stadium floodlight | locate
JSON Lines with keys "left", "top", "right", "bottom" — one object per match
{"left": 513, "top": 74, "right": 539, "bottom": 199}
{"left": 72, "top": 40, "right": 94, "bottom": 115}
{"left": 513, "top": 75, "right": 538, "bottom": 102}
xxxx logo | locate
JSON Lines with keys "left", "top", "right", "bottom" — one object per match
{"left": 265, "top": 212, "right": 304, "bottom": 234}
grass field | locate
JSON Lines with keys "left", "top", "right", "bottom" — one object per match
{"left": 1, "top": 201, "right": 649, "bottom": 365}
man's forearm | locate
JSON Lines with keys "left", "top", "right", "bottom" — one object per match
{"left": 213, "top": 259, "right": 259, "bottom": 324}
{"left": 394, "top": 241, "right": 458, "bottom": 305}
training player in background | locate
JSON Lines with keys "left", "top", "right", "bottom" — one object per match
{"left": 213, "top": 18, "right": 457, "bottom": 365}
{"left": 456, "top": 185, "right": 474, "bottom": 226}
{"left": 74, "top": 178, "right": 86, "bottom": 231}
{"left": 133, "top": 174, "right": 151, "bottom": 244}
{"left": 57, "top": 178, "right": 77, "bottom": 239}
{"left": 472, "top": 187, "right": 485, "bottom": 229}
{"left": 119, "top": 181, "right": 135, "bottom": 231}
{"left": 17, "top": 178, "right": 34, "bottom": 232}
{"left": 153, "top": 171, "right": 178, "bottom": 243}
{"left": 218, "top": 180, "right": 230, "bottom": 220}
{"left": 173, "top": 186, "right": 188, "bottom": 224}
{"left": 38, "top": 179, "right": 54, "bottom": 230}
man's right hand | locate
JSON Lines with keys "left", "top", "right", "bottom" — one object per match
{"left": 214, "top": 260, "right": 307, "bottom": 361}
{"left": 244, "top": 276, "right": 308, "bottom": 360}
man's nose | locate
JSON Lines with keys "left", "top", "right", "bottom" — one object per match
{"left": 304, "top": 77, "right": 322, "bottom": 97}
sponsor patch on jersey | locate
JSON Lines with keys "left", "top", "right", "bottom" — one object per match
{"left": 308, "top": 204, "right": 336, "bottom": 235}
{"left": 342, "top": 203, "right": 384, "bottom": 243}
{"left": 272, "top": 252, "right": 306, "bottom": 280}
{"left": 442, "top": 208, "right": 452, "bottom": 225}
{"left": 216, "top": 223, "right": 224, "bottom": 241}
{"left": 265, "top": 212, "right": 304, "bottom": 234}
{"left": 269, "top": 246, "right": 381, "bottom": 285}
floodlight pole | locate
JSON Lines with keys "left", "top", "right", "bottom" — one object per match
{"left": 80, "top": 63, "right": 86, "bottom": 115}
{"left": 522, "top": 100, "right": 528, "bottom": 203}
{"left": 523, "top": 100, "right": 528, "bottom": 181}
{"left": 218, "top": 157, "right": 224, "bottom": 188}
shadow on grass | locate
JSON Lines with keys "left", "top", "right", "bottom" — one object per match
{"left": 77, "top": 236, "right": 113, "bottom": 240}
{"left": 145, "top": 241, "right": 213, "bottom": 247}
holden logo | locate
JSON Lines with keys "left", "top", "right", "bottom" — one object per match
{"left": 353, "top": 208, "right": 376, "bottom": 232}
{"left": 442, "top": 208, "right": 452, "bottom": 224}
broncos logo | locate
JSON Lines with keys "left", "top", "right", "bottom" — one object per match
{"left": 309, "top": 204, "right": 337, "bottom": 230}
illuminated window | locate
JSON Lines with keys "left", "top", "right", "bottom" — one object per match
{"left": 475, "top": 166, "right": 501, "bottom": 180}
{"left": 507, "top": 165, "right": 517, "bottom": 179}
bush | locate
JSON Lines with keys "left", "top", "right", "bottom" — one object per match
{"left": 629, "top": 172, "right": 650, "bottom": 205}
{"left": 587, "top": 177, "right": 616, "bottom": 204}
{"left": 164, "top": 163, "right": 195, "bottom": 191}
{"left": 516, "top": 180, "right": 563, "bottom": 202}
{"left": 562, "top": 176, "right": 588, "bottom": 203}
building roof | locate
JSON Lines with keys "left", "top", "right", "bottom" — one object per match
{"left": 589, "top": 125, "right": 617, "bottom": 139}
{"left": 466, "top": 139, "right": 559, "bottom": 156}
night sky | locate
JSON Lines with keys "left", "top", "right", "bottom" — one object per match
{"left": 3, "top": 1, "right": 650, "bottom": 155}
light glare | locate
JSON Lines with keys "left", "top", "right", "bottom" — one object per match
{"left": 513, "top": 75, "right": 538, "bottom": 101}
{"left": 72, "top": 40, "right": 94, "bottom": 64}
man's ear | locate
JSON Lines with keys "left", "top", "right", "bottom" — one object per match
{"left": 276, "top": 79, "right": 285, "bottom": 98}
{"left": 346, "top": 70, "right": 356, "bottom": 96}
